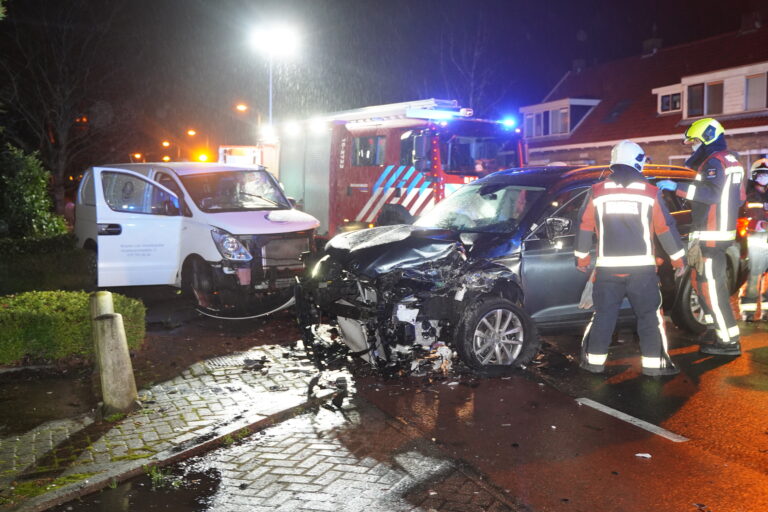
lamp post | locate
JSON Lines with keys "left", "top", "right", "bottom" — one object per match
{"left": 248, "top": 23, "right": 300, "bottom": 128}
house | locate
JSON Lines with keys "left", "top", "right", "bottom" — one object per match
{"left": 520, "top": 25, "right": 768, "bottom": 170}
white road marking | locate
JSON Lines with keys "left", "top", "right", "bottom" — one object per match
{"left": 576, "top": 397, "right": 689, "bottom": 443}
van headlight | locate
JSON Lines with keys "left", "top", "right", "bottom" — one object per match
{"left": 211, "top": 227, "right": 253, "bottom": 261}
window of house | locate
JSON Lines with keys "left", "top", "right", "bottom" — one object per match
{"left": 660, "top": 93, "right": 681, "bottom": 112}
{"left": 524, "top": 114, "right": 534, "bottom": 137}
{"left": 352, "top": 136, "right": 386, "bottom": 166}
{"left": 746, "top": 73, "right": 768, "bottom": 110}
{"left": 706, "top": 82, "right": 724, "bottom": 115}
{"left": 550, "top": 108, "right": 569, "bottom": 134}
{"left": 542, "top": 111, "right": 550, "bottom": 136}
{"left": 688, "top": 83, "right": 704, "bottom": 116}
{"left": 534, "top": 112, "right": 543, "bottom": 137}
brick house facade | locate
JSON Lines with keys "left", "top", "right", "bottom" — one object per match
{"left": 520, "top": 27, "right": 768, "bottom": 170}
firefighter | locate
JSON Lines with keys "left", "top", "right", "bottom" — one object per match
{"left": 740, "top": 158, "right": 768, "bottom": 321}
{"left": 576, "top": 140, "right": 686, "bottom": 376}
{"left": 657, "top": 118, "right": 746, "bottom": 356}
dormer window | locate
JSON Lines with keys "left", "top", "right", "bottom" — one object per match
{"left": 520, "top": 98, "right": 599, "bottom": 139}
{"left": 660, "top": 93, "right": 681, "bottom": 112}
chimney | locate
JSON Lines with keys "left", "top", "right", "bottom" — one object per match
{"left": 740, "top": 11, "right": 762, "bottom": 34}
{"left": 642, "top": 37, "right": 663, "bottom": 56}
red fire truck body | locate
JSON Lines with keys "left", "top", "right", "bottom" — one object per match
{"left": 278, "top": 99, "right": 525, "bottom": 237}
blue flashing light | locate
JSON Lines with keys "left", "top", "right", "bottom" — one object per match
{"left": 501, "top": 117, "right": 516, "bottom": 128}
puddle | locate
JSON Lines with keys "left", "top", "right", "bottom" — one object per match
{"left": 50, "top": 467, "right": 220, "bottom": 512}
{"left": 0, "top": 369, "right": 97, "bottom": 437}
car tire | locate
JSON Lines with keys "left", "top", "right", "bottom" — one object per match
{"left": 670, "top": 271, "right": 707, "bottom": 335}
{"left": 455, "top": 297, "right": 540, "bottom": 376}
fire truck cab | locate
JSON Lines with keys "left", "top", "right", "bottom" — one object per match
{"left": 278, "top": 99, "right": 525, "bottom": 237}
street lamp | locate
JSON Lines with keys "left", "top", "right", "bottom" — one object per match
{"left": 248, "top": 23, "right": 300, "bottom": 127}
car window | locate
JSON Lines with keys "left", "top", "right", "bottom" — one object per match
{"left": 529, "top": 188, "right": 589, "bottom": 238}
{"left": 102, "top": 171, "right": 178, "bottom": 215}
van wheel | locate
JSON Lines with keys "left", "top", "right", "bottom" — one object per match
{"left": 182, "top": 257, "right": 214, "bottom": 309}
{"left": 455, "top": 297, "right": 540, "bottom": 376}
{"left": 670, "top": 272, "right": 707, "bottom": 335}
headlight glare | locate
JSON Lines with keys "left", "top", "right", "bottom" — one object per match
{"left": 210, "top": 227, "right": 253, "bottom": 261}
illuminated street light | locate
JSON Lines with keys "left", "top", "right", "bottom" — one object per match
{"left": 133, "top": 153, "right": 143, "bottom": 160}
{"left": 284, "top": 121, "right": 301, "bottom": 137}
{"left": 309, "top": 118, "right": 327, "bottom": 134}
{"left": 259, "top": 124, "right": 277, "bottom": 143}
{"left": 161, "top": 140, "right": 171, "bottom": 148}
{"left": 235, "top": 103, "right": 249, "bottom": 113}
{"left": 187, "top": 129, "right": 197, "bottom": 136}
{"left": 197, "top": 153, "right": 209, "bottom": 162}
{"left": 248, "top": 22, "right": 300, "bottom": 126}
{"left": 162, "top": 155, "right": 171, "bottom": 162}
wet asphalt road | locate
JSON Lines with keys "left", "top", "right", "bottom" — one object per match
{"left": 57, "top": 288, "right": 768, "bottom": 511}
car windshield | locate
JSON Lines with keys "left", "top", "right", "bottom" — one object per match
{"left": 414, "top": 182, "right": 545, "bottom": 233}
{"left": 180, "top": 170, "right": 290, "bottom": 212}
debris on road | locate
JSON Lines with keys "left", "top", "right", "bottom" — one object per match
{"left": 635, "top": 453, "right": 652, "bottom": 459}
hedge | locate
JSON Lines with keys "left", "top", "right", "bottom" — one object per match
{"left": 0, "top": 291, "right": 145, "bottom": 365}
{"left": 0, "top": 233, "right": 76, "bottom": 256}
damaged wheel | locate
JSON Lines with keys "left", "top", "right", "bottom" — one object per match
{"left": 456, "top": 297, "right": 540, "bottom": 375}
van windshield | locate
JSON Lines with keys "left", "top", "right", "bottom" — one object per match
{"left": 180, "top": 170, "right": 290, "bottom": 212}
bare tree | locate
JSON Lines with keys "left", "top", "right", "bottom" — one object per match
{"left": 0, "top": 1, "right": 134, "bottom": 212}
{"left": 418, "top": 12, "right": 514, "bottom": 117}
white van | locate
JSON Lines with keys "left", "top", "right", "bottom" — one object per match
{"left": 74, "top": 163, "right": 320, "bottom": 318}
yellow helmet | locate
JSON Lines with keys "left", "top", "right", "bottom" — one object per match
{"left": 683, "top": 118, "right": 724, "bottom": 145}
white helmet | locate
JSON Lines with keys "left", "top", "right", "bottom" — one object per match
{"left": 610, "top": 140, "right": 646, "bottom": 172}
{"left": 751, "top": 157, "right": 768, "bottom": 179}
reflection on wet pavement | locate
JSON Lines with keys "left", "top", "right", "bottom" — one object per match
{"left": 57, "top": 399, "right": 517, "bottom": 512}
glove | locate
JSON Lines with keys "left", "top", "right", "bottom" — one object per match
{"left": 686, "top": 240, "right": 705, "bottom": 275}
{"left": 656, "top": 180, "right": 678, "bottom": 191}
{"left": 674, "top": 263, "right": 686, "bottom": 279}
{"left": 578, "top": 269, "right": 596, "bottom": 310}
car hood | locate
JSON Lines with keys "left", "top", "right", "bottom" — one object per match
{"left": 325, "top": 225, "right": 461, "bottom": 278}
{"left": 206, "top": 209, "right": 320, "bottom": 235}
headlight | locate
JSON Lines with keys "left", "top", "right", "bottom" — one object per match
{"left": 312, "top": 255, "right": 330, "bottom": 278}
{"left": 210, "top": 227, "right": 252, "bottom": 261}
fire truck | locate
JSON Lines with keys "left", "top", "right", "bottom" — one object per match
{"left": 278, "top": 99, "right": 526, "bottom": 237}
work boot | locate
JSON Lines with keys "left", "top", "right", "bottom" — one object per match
{"left": 699, "top": 336, "right": 742, "bottom": 356}
{"left": 579, "top": 360, "right": 605, "bottom": 374}
{"left": 642, "top": 363, "right": 680, "bottom": 377}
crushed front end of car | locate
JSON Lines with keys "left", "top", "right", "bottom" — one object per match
{"left": 295, "top": 224, "right": 540, "bottom": 375}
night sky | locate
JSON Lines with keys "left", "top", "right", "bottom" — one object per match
{"left": 3, "top": 0, "right": 767, "bottom": 155}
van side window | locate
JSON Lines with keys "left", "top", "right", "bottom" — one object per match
{"left": 81, "top": 172, "right": 96, "bottom": 206}
{"left": 156, "top": 173, "right": 192, "bottom": 216}
{"left": 102, "top": 172, "right": 177, "bottom": 215}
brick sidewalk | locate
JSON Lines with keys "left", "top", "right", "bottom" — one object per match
{"left": 0, "top": 344, "right": 342, "bottom": 512}
{"left": 179, "top": 398, "right": 519, "bottom": 512}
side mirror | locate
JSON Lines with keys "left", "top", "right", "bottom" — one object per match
{"left": 163, "top": 198, "right": 180, "bottom": 216}
{"left": 545, "top": 217, "right": 571, "bottom": 240}
{"left": 413, "top": 134, "right": 430, "bottom": 171}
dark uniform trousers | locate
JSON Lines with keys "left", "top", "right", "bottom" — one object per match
{"left": 582, "top": 268, "right": 670, "bottom": 368}
{"left": 693, "top": 244, "right": 740, "bottom": 342}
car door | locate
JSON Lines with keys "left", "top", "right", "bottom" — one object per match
{"left": 520, "top": 187, "right": 593, "bottom": 326}
{"left": 93, "top": 167, "right": 182, "bottom": 287}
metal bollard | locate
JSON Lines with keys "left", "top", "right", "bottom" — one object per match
{"left": 93, "top": 313, "right": 138, "bottom": 415}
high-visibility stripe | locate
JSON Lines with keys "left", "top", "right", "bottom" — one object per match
{"left": 720, "top": 175, "right": 731, "bottom": 232}
{"left": 705, "top": 257, "right": 731, "bottom": 343}
{"left": 574, "top": 250, "right": 590, "bottom": 259}
{"left": 364, "top": 187, "right": 397, "bottom": 223}
{"left": 694, "top": 174, "right": 702, "bottom": 181}
{"left": 741, "top": 302, "right": 758, "bottom": 312}
{"left": 409, "top": 187, "right": 433, "bottom": 216}
{"left": 404, "top": 170, "right": 424, "bottom": 196}
{"left": 593, "top": 194, "right": 655, "bottom": 207}
{"left": 690, "top": 230, "right": 736, "bottom": 241}
{"left": 669, "top": 249, "right": 685, "bottom": 260}
{"left": 383, "top": 166, "right": 406, "bottom": 191}
{"left": 725, "top": 165, "right": 744, "bottom": 175}
{"left": 596, "top": 255, "right": 656, "bottom": 267}
{"left": 586, "top": 353, "right": 607, "bottom": 365}
{"left": 747, "top": 202, "right": 765, "bottom": 208}
{"left": 627, "top": 182, "right": 646, "bottom": 190}
{"left": 716, "top": 325, "right": 740, "bottom": 340}
{"left": 356, "top": 189, "right": 384, "bottom": 221}
{"left": 656, "top": 290, "right": 670, "bottom": 357}
{"left": 372, "top": 165, "right": 395, "bottom": 192}
{"left": 397, "top": 166, "right": 416, "bottom": 187}
{"left": 704, "top": 314, "right": 714, "bottom": 324}
{"left": 597, "top": 203, "right": 605, "bottom": 259}
{"left": 640, "top": 202, "right": 652, "bottom": 257}
{"left": 642, "top": 356, "right": 664, "bottom": 368}
{"left": 400, "top": 178, "right": 425, "bottom": 209}
{"left": 686, "top": 185, "right": 697, "bottom": 200}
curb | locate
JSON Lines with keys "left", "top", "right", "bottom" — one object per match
{"left": 13, "top": 389, "right": 337, "bottom": 512}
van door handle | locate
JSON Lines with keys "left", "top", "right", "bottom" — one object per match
{"left": 98, "top": 223, "right": 122, "bottom": 235}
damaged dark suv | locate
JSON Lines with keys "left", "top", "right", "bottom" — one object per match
{"left": 295, "top": 165, "right": 747, "bottom": 374}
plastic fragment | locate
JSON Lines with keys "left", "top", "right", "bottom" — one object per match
{"left": 635, "top": 453, "right": 652, "bottom": 459}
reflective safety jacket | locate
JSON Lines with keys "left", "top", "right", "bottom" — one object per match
{"left": 742, "top": 182, "right": 768, "bottom": 231}
{"left": 575, "top": 179, "right": 685, "bottom": 274}
{"left": 675, "top": 151, "right": 746, "bottom": 246}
